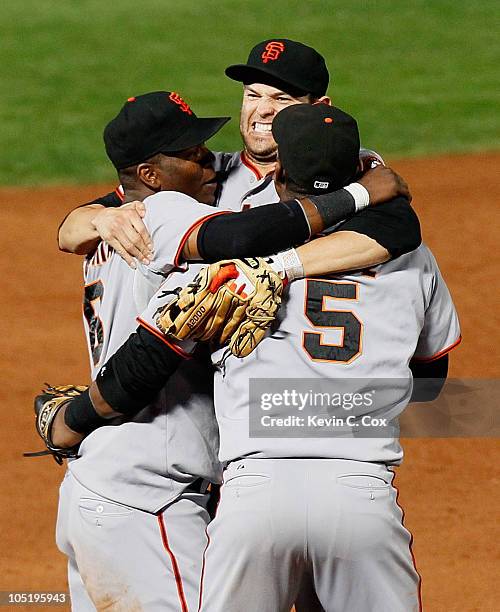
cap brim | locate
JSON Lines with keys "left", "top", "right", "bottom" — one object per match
{"left": 161, "top": 116, "right": 230, "bottom": 153}
{"left": 225, "top": 65, "right": 309, "bottom": 96}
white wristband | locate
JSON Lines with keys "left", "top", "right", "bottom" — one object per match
{"left": 343, "top": 182, "right": 370, "bottom": 211}
{"left": 273, "top": 248, "right": 304, "bottom": 283}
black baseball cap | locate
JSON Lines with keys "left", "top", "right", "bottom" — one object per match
{"left": 272, "top": 104, "right": 360, "bottom": 194}
{"left": 225, "top": 39, "right": 329, "bottom": 97}
{"left": 103, "top": 91, "right": 230, "bottom": 170}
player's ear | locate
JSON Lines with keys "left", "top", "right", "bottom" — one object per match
{"left": 313, "top": 95, "right": 332, "bottom": 106}
{"left": 137, "top": 163, "right": 161, "bottom": 190}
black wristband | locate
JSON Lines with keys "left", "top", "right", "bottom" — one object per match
{"left": 64, "top": 389, "right": 109, "bottom": 435}
{"left": 309, "top": 189, "right": 356, "bottom": 228}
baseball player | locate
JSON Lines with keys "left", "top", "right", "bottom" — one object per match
{"left": 54, "top": 92, "right": 233, "bottom": 612}
{"left": 48, "top": 92, "right": 412, "bottom": 611}
{"left": 196, "top": 105, "right": 462, "bottom": 611}
{"left": 42, "top": 103, "right": 432, "bottom": 612}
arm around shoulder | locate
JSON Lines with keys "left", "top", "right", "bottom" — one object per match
{"left": 58, "top": 203, "right": 105, "bottom": 254}
{"left": 58, "top": 190, "right": 122, "bottom": 254}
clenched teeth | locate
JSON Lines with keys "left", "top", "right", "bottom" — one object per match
{"left": 253, "top": 122, "right": 272, "bottom": 133}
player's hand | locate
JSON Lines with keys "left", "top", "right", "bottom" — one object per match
{"left": 91, "top": 201, "right": 154, "bottom": 269}
{"left": 358, "top": 166, "right": 412, "bottom": 205}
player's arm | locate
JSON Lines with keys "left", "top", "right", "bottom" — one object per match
{"left": 58, "top": 191, "right": 121, "bottom": 252}
{"left": 49, "top": 326, "right": 185, "bottom": 449}
{"left": 409, "top": 355, "right": 449, "bottom": 402}
{"left": 296, "top": 195, "right": 421, "bottom": 276}
{"left": 58, "top": 192, "right": 153, "bottom": 266}
{"left": 296, "top": 231, "right": 390, "bottom": 276}
{"left": 182, "top": 165, "right": 411, "bottom": 262}
{"left": 408, "top": 249, "right": 461, "bottom": 402}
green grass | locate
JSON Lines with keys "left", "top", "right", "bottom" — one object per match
{"left": 0, "top": 0, "right": 498, "bottom": 185}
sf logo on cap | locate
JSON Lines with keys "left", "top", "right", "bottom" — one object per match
{"left": 261, "top": 41, "right": 285, "bottom": 64}
{"left": 169, "top": 92, "right": 193, "bottom": 115}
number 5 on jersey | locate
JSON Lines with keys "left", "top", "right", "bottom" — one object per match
{"left": 303, "top": 279, "right": 362, "bottom": 363}
{"left": 83, "top": 280, "right": 104, "bottom": 366}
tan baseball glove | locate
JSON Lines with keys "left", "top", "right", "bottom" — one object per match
{"left": 156, "top": 257, "right": 284, "bottom": 358}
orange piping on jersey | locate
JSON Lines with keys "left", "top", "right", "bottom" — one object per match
{"left": 392, "top": 471, "right": 423, "bottom": 611}
{"left": 173, "top": 211, "right": 232, "bottom": 268}
{"left": 318, "top": 280, "right": 360, "bottom": 303}
{"left": 115, "top": 185, "right": 125, "bottom": 202}
{"left": 302, "top": 279, "right": 363, "bottom": 364}
{"left": 197, "top": 525, "right": 211, "bottom": 611}
{"left": 304, "top": 277, "right": 360, "bottom": 296}
{"left": 198, "top": 484, "right": 222, "bottom": 611}
{"left": 240, "top": 151, "right": 263, "bottom": 180}
{"left": 411, "top": 335, "right": 462, "bottom": 363}
{"left": 157, "top": 513, "right": 189, "bottom": 612}
{"left": 136, "top": 318, "right": 192, "bottom": 360}
{"left": 241, "top": 151, "right": 275, "bottom": 180}
{"left": 302, "top": 327, "right": 363, "bottom": 365}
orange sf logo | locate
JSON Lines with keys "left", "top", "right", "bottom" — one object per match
{"left": 261, "top": 41, "right": 285, "bottom": 64}
{"left": 169, "top": 92, "right": 193, "bottom": 115}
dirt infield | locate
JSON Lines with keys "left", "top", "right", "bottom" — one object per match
{"left": 0, "top": 153, "right": 498, "bottom": 611}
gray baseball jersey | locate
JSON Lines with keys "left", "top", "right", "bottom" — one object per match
{"left": 215, "top": 151, "right": 278, "bottom": 210}
{"left": 71, "top": 153, "right": 281, "bottom": 512}
{"left": 209, "top": 243, "right": 460, "bottom": 465}
{"left": 70, "top": 190, "right": 225, "bottom": 513}
{"left": 198, "top": 243, "right": 459, "bottom": 612}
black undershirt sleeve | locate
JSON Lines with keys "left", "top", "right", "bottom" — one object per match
{"left": 335, "top": 197, "right": 421, "bottom": 258}
{"left": 198, "top": 195, "right": 421, "bottom": 263}
{"left": 85, "top": 191, "right": 122, "bottom": 208}
{"left": 197, "top": 199, "right": 310, "bottom": 262}
{"left": 409, "top": 354, "right": 449, "bottom": 402}
{"left": 63, "top": 327, "right": 184, "bottom": 433}
{"left": 95, "top": 326, "right": 184, "bottom": 414}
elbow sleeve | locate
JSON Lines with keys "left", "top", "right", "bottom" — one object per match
{"left": 197, "top": 200, "right": 310, "bottom": 262}
{"left": 96, "top": 326, "right": 183, "bottom": 415}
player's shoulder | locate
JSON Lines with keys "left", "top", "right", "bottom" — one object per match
{"left": 412, "top": 242, "right": 440, "bottom": 270}
{"left": 213, "top": 151, "right": 242, "bottom": 173}
{"left": 378, "top": 243, "right": 438, "bottom": 277}
{"left": 141, "top": 191, "right": 203, "bottom": 226}
{"left": 394, "top": 244, "right": 445, "bottom": 301}
{"left": 142, "top": 190, "right": 219, "bottom": 234}
{"left": 144, "top": 190, "right": 198, "bottom": 206}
